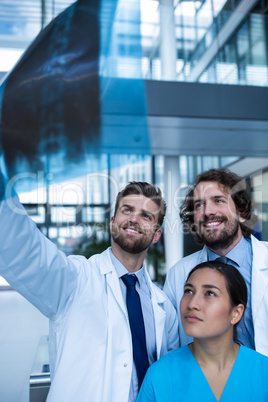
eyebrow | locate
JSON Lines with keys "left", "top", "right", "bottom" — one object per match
{"left": 184, "top": 283, "right": 221, "bottom": 292}
{"left": 213, "top": 195, "right": 228, "bottom": 201}
{"left": 194, "top": 195, "right": 227, "bottom": 204}
{"left": 120, "top": 203, "right": 133, "bottom": 210}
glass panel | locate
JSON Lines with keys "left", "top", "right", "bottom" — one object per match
{"left": 200, "top": 60, "right": 216, "bottom": 83}
{"left": 202, "top": 156, "right": 219, "bottom": 171}
{"left": 212, "top": 0, "right": 228, "bottom": 16}
{"left": 49, "top": 180, "right": 86, "bottom": 206}
{"left": 237, "top": 21, "right": 249, "bottom": 59}
{"left": 1, "top": 0, "right": 268, "bottom": 86}
{"left": 247, "top": 14, "right": 268, "bottom": 86}
{"left": 154, "top": 155, "right": 164, "bottom": 190}
{"left": 246, "top": 65, "right": 268, "bottom": 86}
{"left": 178, "top": 156, "right": 188, "bottom": 186}
{"left": 26, "top": 206, "right": 46, "bottom": 224}
{"left": 82, "top": 207, "right": 106, "bottom": 224}
{"left": 0, "top": 0, "right": 74, "bottom": 74}
{"left": 250, "top": 15, "right": 266, "bottom": 65}
{"left": 110, "top": 154, "right": 151, "bottom": 188}
{"left": 219, "top": 156, "right": 240, "bottom": 166}
{"left": 251, "top": 170, "right": 268, "bottom": 241}
{"left": 12, "top": 170, "right": 47, "bottom": 203}
{"left": 218, "top": 61, "right": 238, "bottom": 84}
{"left": 51, "top": 206, "right": 76, "bottom": 223}
{"left": 196, "top": 0, "right": 214, "bottom": 42}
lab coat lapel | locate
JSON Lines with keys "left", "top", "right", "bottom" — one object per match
{"left": 145, "top": 270, "right": 166, "bottom": 359}
{"left": 99, "top": 249, "right": 128, "bottom": 317}
{"left": 251, "top": 236, "right": 268, "bottom": 320}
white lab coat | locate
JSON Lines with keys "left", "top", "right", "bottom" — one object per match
{"left": 0, "top": 196, "right": 179, "bottom": 402}
{"left": 164, "top": 235, "right": 268, "bottom": 356}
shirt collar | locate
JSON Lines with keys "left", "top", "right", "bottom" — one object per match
{"left": 207, "top": 236, "right": 252, "bottom": 267}
{"left": 109, "top": 248, "right": 145, "bottom": 287}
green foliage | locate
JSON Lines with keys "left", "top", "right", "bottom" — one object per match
{"left": 74, "top": 230, "right": 111, "bottom": 259}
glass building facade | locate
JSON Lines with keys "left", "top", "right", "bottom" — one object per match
{"left": 0, "top": 5, "right": 267, "bottom": 402}
{"left": 1, "top": 0, "right": 268, "bottom": 86}
{"left": 0, "top": 0, "right": 267, "bottom": 282}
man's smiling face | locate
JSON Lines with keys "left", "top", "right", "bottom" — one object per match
{"left": 110, "top": 194, "right": 161, "bottom": 255}
{"left": 193, "top": 181, "right": 243, "bottom": 252}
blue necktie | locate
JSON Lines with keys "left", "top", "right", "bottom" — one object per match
{"left": 121, "top": 274, "right": 149, "bottom": 388}
{"left": 215, "top": 256, "right": 237, "bottom": 266}
{"left": 215, "top": 256, "right": 229, "bottom": 264}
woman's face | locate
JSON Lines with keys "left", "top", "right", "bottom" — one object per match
{"left": 180, "top": 268, "right": 240, "bottom": 340}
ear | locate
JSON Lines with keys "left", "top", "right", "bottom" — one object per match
{"left": 152, "top": 228, "right": 161, "bottom": 244}
{"left": 110, "top": 216, "right": 114, "bottom": 230}
{"left": 238, "top": 214, "right": 246, "bottom": 224}
{"left": 230, "top": 304, "right": 244, "bottom": 326}
{"left": 236, "top": 208, "right": 246, "bottom": 224}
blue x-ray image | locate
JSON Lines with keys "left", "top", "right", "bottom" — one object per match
{"left": 0, "top": 0, "right": 150, "bottom": 184}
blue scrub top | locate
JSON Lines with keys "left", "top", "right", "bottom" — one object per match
{"left": 137, "top": 344, "right": 268, "bottom": 402}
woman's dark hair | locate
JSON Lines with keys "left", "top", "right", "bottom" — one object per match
{"left": 180, "top": 168, "right": 257, "bottom": 241}
{"left": 114, "top": 181, "right": 166, "bottom": 227}
{"left": 186, "top": 260, "right": 248, "bottom": 342}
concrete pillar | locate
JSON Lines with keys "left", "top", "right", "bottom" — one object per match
{"left": 159, "top": 2, "right": 181, "bottom": 271}
{"left": 159, "top": 0, "right": 177, "bottom": 80}
{"left": 164, "top": 156, "right": 183, "bottom": 271}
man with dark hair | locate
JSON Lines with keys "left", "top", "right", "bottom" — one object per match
{"left": 0, "top": 177, "right": 178, "bottom": 402}
{"left": 114, "top": 181, "right": 166, "bottom": 228}
{"left": 164, "top": 168, "right": 268, "bottom": 356}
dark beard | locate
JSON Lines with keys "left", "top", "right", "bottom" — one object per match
{"left": 201, "top": 221, "right": 240, "bottom": 251}
{"left": 111, "top": 221, "right": 155, "bottom": 254}
{"left": 196, "top": 216, "right": 240, "bottom": 251}
{"left": 112, "top": 232, "right": 153, "bottom": 254}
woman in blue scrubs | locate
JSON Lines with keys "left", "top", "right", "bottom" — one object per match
{"left": 137, "top": 260, "right": 268, "bottom": 402}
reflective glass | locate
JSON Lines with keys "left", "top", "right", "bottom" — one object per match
{"left": 1, "top": 0, "right": 268, "bottom": 87}
{"left": 251, "top": 170, "right": 268, "bottom": 242}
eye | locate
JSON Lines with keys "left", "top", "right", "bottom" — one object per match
{"left": 215, "top": 199, "right": 224, "bottom": 204}
{"left": 122, "top": 207, "right": 131, "bottom": 214}
{"left": 184, "top": 288, "right": 193, "bottom": 295}
{"left": 194, "top": 201, "right": 204, "bottom": 210}
{"left": 142, "top": 213, "right": 152, "bottom": 220}
{"left": 205, "top": 290, "right": 216, "bottom": 297}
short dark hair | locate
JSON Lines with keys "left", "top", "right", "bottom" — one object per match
{"left": 180, "top": 168, "right": 257, "bottom": 240}
{"left": 114, "top": 181, "right": 166, "bottom": 227}
{"left": 186, "top": 260, "right": 247, "bottom": 342}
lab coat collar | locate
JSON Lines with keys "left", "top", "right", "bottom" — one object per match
{"left": 144, "top": 269, "right": 167, "bottom": 304}
{"left": 143, "top": 269, "right": 167, "bottom": 358}
{"left": 251, "top": 235, "right": 268, "bottom": 323}
{"left": 99, "top": 247, "right": 168, "bottom": 358}
{"left": 99, "top": 247, "right": 167, "bottom": 305}
{"left": 99, "top": 247, "right": 115, "bottom": 275}
{"left": 251, "top": 235, "right": 268, "bottom": 271}
{"left": 99, "top": 248, "right": 128, "bottom": 316}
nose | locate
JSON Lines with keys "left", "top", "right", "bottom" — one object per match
{"left": 187, "top": 293, "right": 201, "bottom": 310}
{"left": 128, "top": 212, "right": 140, "bottom": 224}
{"left": 203, "top": 200, "right": 217, "bottom": 217}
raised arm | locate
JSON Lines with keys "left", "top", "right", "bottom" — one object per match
{"left": 0, "top": 171, "right": 79, "bottom": 318}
